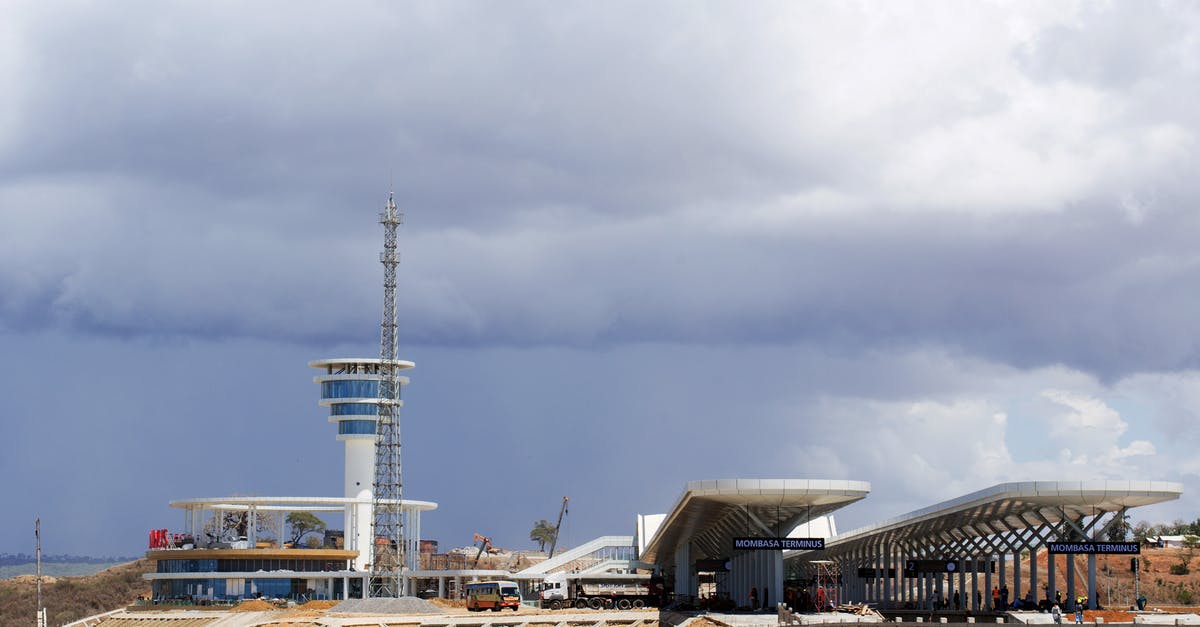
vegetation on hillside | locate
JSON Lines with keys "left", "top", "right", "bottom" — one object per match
{"left": 0, "top": 559, "right": 151, "bottom": 627}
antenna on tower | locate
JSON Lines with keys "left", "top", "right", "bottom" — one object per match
{"left": 370, "top": 191, "right": 405, "bottom": 597}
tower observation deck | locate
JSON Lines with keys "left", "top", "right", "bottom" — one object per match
{"left": 310, "top": 357, "right": 415, "bottom": 572}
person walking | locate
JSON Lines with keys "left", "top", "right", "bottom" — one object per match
{"left": 992, "top": 586, "right": 1001, "bottom": 611}
{"left": 1051, "top": 603, "right": 1062, "bottom": 624}
{"left": 1074, "top": 601, "right": 1084, "bottom": 624}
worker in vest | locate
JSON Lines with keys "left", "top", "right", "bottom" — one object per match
{"left": 992, "top": 586, "right": 1000, "bottom": 611}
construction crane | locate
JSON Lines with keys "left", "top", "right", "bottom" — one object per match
{"left": 472, "top": 533, "right": 497, "bottom": 568}
{"left": 546, "top": 496, "right": 569, "bottom": 559}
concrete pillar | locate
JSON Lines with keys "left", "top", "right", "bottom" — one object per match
{"left": 959, "top": 560, "right": 966, "bottom": 610}
{"left": 674, "top": 543, "right": 691, "bottom": 598}
{"left": 342, "top": 576, "right": 349, "bottom": 600}
{"left": 772, "top": 550, "right": 784, "bottom": 612}
{"left": 885, "top": 546, "right": 893, "bottom": 609}
{"left": 999, "top": 552, "right": 1007, "bottom": 609}
{"left": 1087, "top": 553, "right": 1096, "bottom": 610}
{"left": 1031, "top": 548, "right": 1039, "bottom": 606}
{"left": 972, "top": 558, "right": 979, "bottom": 612}
{"left": 248, "top": 508, "right": 257, "bottom": 546}
{"left": 1049, "top": 552, "right": 1057, "bottom": 609}
{"left": 1014, "top": 551, "right": 1022, "bottom": 607}
{"left": 985, "top": 558, "right": 993, "bottom": 611}
{"left": 1067, "top": 554, "right": 1076, "bottom": 611}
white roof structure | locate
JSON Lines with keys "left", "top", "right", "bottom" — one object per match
{"left": 805, "top": 480, "right": 1183, "bottom": 558}
{"left": 640, "top": 479, "right": 870, "bottom": 565}
{"left": 170, "top": 495, "right": 437, "bottom": 511}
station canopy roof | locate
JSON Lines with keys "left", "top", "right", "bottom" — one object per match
{"left": 640, "top": 479, "right": 870, "bottom": 566}
{"left": 797, "top": 480, "right": 1184, "bottom": 559}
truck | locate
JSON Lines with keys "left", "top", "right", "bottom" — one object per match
{"left": 539, "top": 572, "right": 664, "bottom": 610}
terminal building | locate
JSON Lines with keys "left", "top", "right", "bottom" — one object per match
{"left": 141, "top": 198, "right": 1185, "bottom": 606}
{"left": 141, "top": 349, "right": 1184, "bottom": 605}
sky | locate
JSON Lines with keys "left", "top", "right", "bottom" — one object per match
{"left": 2, "top": 1, "right": 1200, "bottom": 558}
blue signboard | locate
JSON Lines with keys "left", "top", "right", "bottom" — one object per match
{"left": 1047, "top": 542, "right": 1140, "bottom": 554}
{"left": 732, "top": 537, "right": 825, "bottom": 550}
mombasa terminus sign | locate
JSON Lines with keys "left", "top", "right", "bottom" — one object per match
{"left": 1047, "top": 542, "right": 1140, "bottom": 554}
{"left": 733, "top": 537, "right": 825, "bottom": 551}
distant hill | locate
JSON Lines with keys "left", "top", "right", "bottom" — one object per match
{"left": 0, "top": 559, "right": 152, "bottom": 627}
{"left": 0, "top": 554, "right": 142, "bottom": 580}
{"left": 0, "top": 553, "right": 139, "bottom": 565}
{"left": 0, "top": 561, "right": 133, "bottom": 579}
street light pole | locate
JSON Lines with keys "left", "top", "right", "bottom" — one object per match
{"left": 36, "top": 518, "right": 43, "bottom": 627}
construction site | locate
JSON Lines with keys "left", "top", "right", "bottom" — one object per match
{"left": 31, "top": 196, "right": 1197, "bottom": 627}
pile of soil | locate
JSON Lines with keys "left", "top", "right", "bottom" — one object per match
{"left": 299, "top": 600, "right": 340, "bottom": 609}
{"left": 427, "top": 597, "right": 466, "bottom": 609}
{"left": 231, "top": 599, "right": 280, "bottom": 611}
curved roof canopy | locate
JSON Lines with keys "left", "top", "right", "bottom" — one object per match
{"left": 641, "top": 479, "right": 870, "bottom": 565}
{"left": 800, "top": 480, "right": 1183, "bottom": 559}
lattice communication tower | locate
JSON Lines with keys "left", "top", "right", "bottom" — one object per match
{"left": 370, "top": 192, "right": 404, "bottom": 597}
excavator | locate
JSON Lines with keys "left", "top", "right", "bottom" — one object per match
{"left": 472, "top": 532, "right": 498, "bottom": 568}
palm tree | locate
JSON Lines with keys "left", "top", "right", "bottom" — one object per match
{"left": 530, "top": 519, "right": 557, "bottom": 552}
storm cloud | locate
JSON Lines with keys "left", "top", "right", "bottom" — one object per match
{"left": 2, "top": 2, "right": 1199, "bottom": 555}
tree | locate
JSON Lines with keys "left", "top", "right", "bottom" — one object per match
{"left": 1132, "top": 520, "right": 1153, "bottom": 543}
{"left": 202, "top": 510, "right": 278, "bottom": 545}
{"left": 1108, "top": 514, "right": 1132, "bottom": 542}
{"left": 287, "top": 512, "right": 327, "bottom": 546}
{"left": 530, "top": 519, "right": 557, "bottom": 552}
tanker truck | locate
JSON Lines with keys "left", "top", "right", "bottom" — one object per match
{"left": 539, "top": 571, "right": 664, "bottom": 610}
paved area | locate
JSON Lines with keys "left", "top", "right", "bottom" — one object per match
{"left": 1134, "top": 614, "right": 1200, "bottom": 625}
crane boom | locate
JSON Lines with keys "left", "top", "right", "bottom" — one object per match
{"left": 547, "top": 496, "right": 569, "bottom": 559}
{"left": 472, "top": 533, "right": 494, "bottom": 568}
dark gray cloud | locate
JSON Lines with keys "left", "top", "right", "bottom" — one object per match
{"left": 2, "top": 2, "right": 1200, "bottom": 555}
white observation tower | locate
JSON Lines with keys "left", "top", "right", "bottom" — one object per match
{"left": 309, "top": 358, "right": 414, "bottom": 571}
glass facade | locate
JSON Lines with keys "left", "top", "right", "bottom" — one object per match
{"left": 157, "top": 558, "right": 345, "bottom": 573}
{"left": 153, "top": 577, "right": 332, "bottom": 601}
{"left": 337, "top": 420, "right": 377, "bottom": 435}
{"left": 320, "top": 379, "right": 379, "bottom": 399}
{"left": 330, "top": 403, "right": 379, "bottom": 416}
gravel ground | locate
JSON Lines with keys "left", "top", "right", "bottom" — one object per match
{"left": 331, "top": 597, "right": 447, "bottom": 614}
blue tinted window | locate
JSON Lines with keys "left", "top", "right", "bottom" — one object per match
{"left": 321, "top": 380, "right": 379, "bottom": 399}
{"left": 339, "top": 420, "right": 377, "bottom": 435}
{"left": 331, "top": 403, "right": 379, "bottom": 416}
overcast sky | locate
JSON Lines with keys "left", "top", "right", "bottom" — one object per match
{"left": 2, "top": 1, "right": 1199, "bottom": 558}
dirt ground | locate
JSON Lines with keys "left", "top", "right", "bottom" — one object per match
{"left": 1081, "top": 609, "right": 1136, "bottom": 623}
